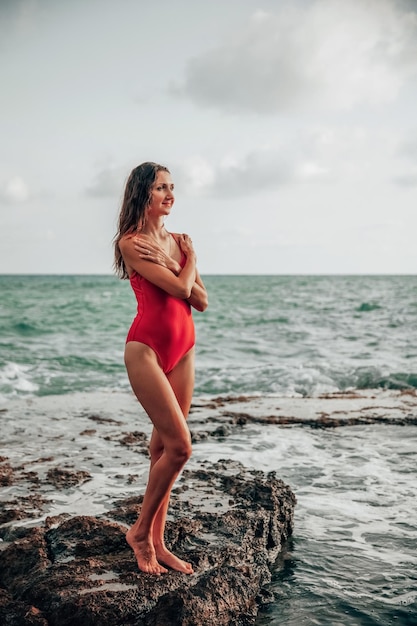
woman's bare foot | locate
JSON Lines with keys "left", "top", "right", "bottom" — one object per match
{"left": 126, "top": 529, "right": 168, "bottom": 575}
{"left": 154, "top": 544, "right": 194, "bottom": 574}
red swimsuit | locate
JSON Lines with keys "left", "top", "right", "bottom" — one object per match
{"left": 126, "top": 244, "right": 195, "bottom": 374}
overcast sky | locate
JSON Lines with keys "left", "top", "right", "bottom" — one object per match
{"left": 1, "top": 0, "right": 417, "bottom": 274}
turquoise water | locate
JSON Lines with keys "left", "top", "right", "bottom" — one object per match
{"left": 1, "top": 274, "right": 417, "bottom": 399}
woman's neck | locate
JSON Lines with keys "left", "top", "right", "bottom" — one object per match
{"left": 139, "top": 218, "right": 168, "bottom": 240}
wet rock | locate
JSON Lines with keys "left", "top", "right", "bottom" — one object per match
{"left": 190, "top": 423, "right": 232, "bottom": 443}
{"left": 0, "top": 461, "right": 296, "bottom": 626}
{"left": 0, "top": 494, "right": 49, "bottom": 526}
{"left": 103, "top": 430, "right": 149, "bottom": 455}
{"left": 190, "top": 429, "right": 210, "bottom": 442}
{"left": 45, "top": 467, "right": 92, "bottom": 489}
{"left": 0, "top": 588, "right": 49, "bottom": 625}
{"left": 86, "top": 414, "right": 123, "bottom": 425}
{"left": 117, "top": 431, "right": 148, "bottom": 447}
{"left": 221, "top": 409, "right": 417, "bottom": 429}
{"left": 0, "top": 460, "right": 14, "bottom": 486}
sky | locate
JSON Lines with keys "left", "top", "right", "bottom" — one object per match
{"left": 1, "top": 0, "right": 417, "bottom": 275}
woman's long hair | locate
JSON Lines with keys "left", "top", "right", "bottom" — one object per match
{"left": 113, "top": 162, "right": 169, "bottom": 279}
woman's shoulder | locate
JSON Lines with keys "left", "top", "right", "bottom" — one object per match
{"left": 119, "top": 231, "right": 136, "bottom": 249}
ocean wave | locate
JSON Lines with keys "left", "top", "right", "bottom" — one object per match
{"left": 0, "top": 361, "right": 39, "bottom": 397}
{"left": 1, "top": 358, "right": 417, "bottom": 400}
{"left": 195, "top": 364, "right": 417, "bottom": 398}
{"left": 356, "top": 302, "right": 383, "bottom": 312}
{"left": 352, "top": 368, "right": 417, "bottom": 391}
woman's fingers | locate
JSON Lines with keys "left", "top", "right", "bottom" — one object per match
{"left": 133, "top": 236, "right": 170, "bottom": 267}
{"left": 134, "top": 237, "right": 156, "bottom": 256}
{"left": 179, "top": 234, "right": 195, "bottom": 254}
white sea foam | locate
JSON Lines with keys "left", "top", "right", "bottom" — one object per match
{"left": 0, "top": 362, "right": 38, "bottom": 399}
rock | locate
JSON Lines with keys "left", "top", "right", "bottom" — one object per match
{"left": 0, "top": 588, "right": 49, "bottom": 625}
{"left": 0, "top": 459, "right": 14, "bottom": 486}
{"left": 45, "top": 468, "right": 92, "bottom": 489}
{"left": 0, "top": 460, "right": 296, "bottom": 625}
{"left": 0, "top": 494, "right": 49, "bottom": 525}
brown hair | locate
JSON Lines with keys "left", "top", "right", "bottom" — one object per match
{"left": 113, "top": 162, "right": 170, "bottom": 278}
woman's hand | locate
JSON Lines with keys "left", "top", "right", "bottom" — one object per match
{"left": 178, "top": 234, "right": 196, "bottom": 260}
{"left": 133, "top": 234, "right": 181, "bottom": 275}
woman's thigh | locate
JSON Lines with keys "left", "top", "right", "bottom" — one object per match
{"left": 149, "top": 348, "right": 195, "bottom": 454}
{"left": 167, "top": 347, "right": 195, "bottom": 417}
{"left": 124, "top": 342, "right": 190, "bottom": 447}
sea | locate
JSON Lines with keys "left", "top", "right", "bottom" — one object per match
{"left": 1, "top": 274, "right": 416, "bottom": 625}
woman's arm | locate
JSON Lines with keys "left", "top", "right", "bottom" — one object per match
{"left": 133, "top": 234, "right": 182, "bottom": 275}
{"left": 187, "top": 269, "right": 208, "bottom": 312}
{"left": 120, "top": 234, "right": 196, "bottom": 299}
{"left": 131, "top": 233, "right": 208, "bottom": 310}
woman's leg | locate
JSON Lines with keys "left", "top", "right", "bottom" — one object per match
{"left": 150, "top": 348, "right": 195, "bottom": 572}
{"left": 124, "top": 343, "right": 192, "bottom": 575}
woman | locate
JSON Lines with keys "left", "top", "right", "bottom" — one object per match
{"left": 114, "top": 162, "right": 208, "bottom": 575}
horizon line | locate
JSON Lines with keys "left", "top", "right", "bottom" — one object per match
{"left": 1, "top": 272, "right": 416, "bottom": 278}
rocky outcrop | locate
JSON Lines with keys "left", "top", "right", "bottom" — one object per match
{"left": 0, "top": 460, "right": 296, "bottom": 626}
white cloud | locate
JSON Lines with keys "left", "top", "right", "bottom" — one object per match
{"left": 393, "top": 169, "right": 417, "bottom": 187}
{"left": 176, "top": 125, "right": 381, "bottom": 197}
{"left": 398, "top": 133, "right": 417, "bottom": 159}
{"left": 175, "top": 0, "right": 417, "bottom": 114}
{"left": 176, "top": 148, "right": 294, "bottom": 197}
{"left": 393, "top": 131, "right": 417, "bottom": 185}
{"left": 296, "top": 161, "right": 330, "bottom": 181}
{"left": 1, "top": 175, "right": 30, "bottom": 203}
{"left": 178, "top": 156, "right": 215, "bottom": 193}
{"left": 85, "top": 166, "right": 125, "bottom": 199}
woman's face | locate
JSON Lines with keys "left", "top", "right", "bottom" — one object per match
{"left": 147, "top": 171, "right": 175, "bottom": 217}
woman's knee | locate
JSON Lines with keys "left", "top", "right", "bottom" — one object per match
{"left": 167, "top": 437, "right": 192, "bottom": 469}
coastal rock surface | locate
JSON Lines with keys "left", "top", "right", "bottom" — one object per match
{"left": 0, "top": 460, "right": 296, "bottom": 626}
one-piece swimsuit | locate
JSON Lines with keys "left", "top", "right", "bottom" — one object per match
{"left": 126, "top": 235, "right": 195, "bottom": 374}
